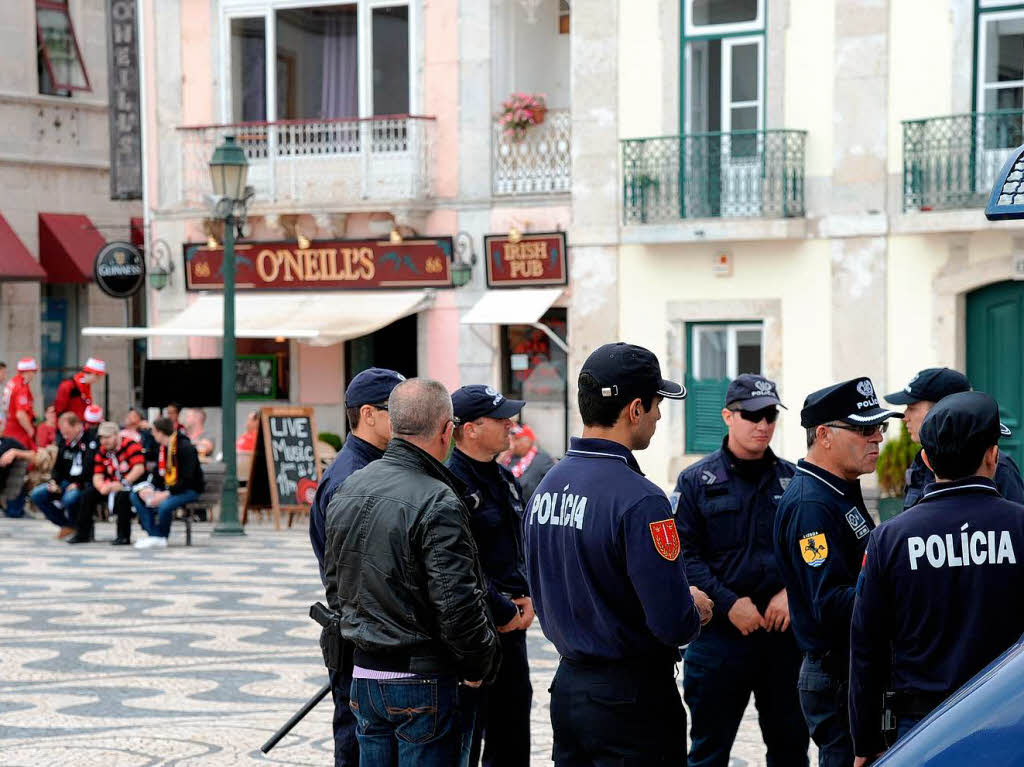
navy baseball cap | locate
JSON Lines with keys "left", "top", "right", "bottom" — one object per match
{"left": 920, "top": 391, "right": 1006, "bottom": 466}
{"left": 579, "top": 342, "right": 686, "bottom": 401}
{"left": 726, "top": 374, "right": 787, "bottom": 411}
{"left": 800, "top": 377, "right": 903, "bottom": 428}
{"left": 345, "top": 368, "right": 405, "bottom": 408}
{"left": 884, "top": 368, "right": 971, "bottom": 405}
{"left": 452, "top": 385, "right": 525, "bottom": 423}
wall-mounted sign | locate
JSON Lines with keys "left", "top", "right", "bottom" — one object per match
{"left": 94, "top": 241, "right": 145, "bottom": 298}
{"left": 183, "top": 238, "right": 454, "bottom": 291}
{"left": 483, "top": 231, "right": 568, "bottom": 288}
{"left": 107, "top": 0, "right": 142, "bottom": 200}
{"left": 236, "top": 355, "right": 277, "bottom": 399}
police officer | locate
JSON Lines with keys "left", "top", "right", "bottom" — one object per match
{"left": 447, "top": 385, "right": 533, "bottom": 767}
{"left": 525, "top": 342, "right": 713, "bottom": 765}
{"left": 674, "top": 374, "right": 808, "bottom": 767}
{"left": 850, "top": 391, "right": 1024, "bottom": 765}
{"left": 884, "top": 367, "right": 1024, "bottom": 508}
{"left": 309, "top": 366, "right": 404, "bottom": 767}
{"left": 773, "top": 377, "right": 901, "bottom": 767}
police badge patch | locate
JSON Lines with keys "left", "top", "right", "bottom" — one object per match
{"left": 799, "top": 532, "right": 829, "bottom": 567}
{"left": 649, "top": 519, "right": 681, "bottom": 561}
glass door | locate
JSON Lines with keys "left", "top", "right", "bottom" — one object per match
{"left": 720, "top": 36, "right": 763, "bottom": 215}
{"left": 977, "top": 13, "right": 1024, "bottom": 197}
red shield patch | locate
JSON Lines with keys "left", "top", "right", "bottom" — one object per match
{"left": 649, "top": 519, "right": 680, "bottom": 561}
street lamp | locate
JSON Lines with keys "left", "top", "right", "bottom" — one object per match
{"left": 209, "top": 136, "right": 251, "bottom": 537}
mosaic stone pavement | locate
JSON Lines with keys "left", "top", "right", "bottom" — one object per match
{"left": 0, "top": 516, "right": 812, "bottom": 766}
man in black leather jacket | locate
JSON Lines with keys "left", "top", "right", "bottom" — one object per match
{"left": 324, "top": 377, "right": 500, "bottom": 767}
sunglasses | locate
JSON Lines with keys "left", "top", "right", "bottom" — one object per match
{"left": 827, "top": 421, "right": 889, "bottom": 437}
{"left": 731, "top": 407, "right": 779, "bottom": 424}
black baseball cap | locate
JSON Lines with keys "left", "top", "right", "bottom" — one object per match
{"left": 920, "top": 391, "right": 1006, "bottom": 466}
{"left": 800, "top": 376, "right": 903, "bottom": 428}
{"left": 345, "top": 368, "right": 405, "bottom": 408}
{"left": 451, "top": 385, "right": 525, "bottom": 423}
{"left": 884, "top": 368, "right": 971, "bottom": 405}
{"left": 726, "top": 374, "right": 787, "bottom": 411}
{"left": 579, "top": 342, "right": 686, "bottom": 401}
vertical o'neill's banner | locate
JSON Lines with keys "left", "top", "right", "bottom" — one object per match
{"left": 483, "top": 231, "right": 568, "bottom": 288}
{"left": 107, "top": 0, "right": 142, "bottom": 200}
{"left": 183, "top": 237, "right": 454, "bottom": 290}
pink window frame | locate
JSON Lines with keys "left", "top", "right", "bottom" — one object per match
{"left": 36, "top": 0, "right": 92, "bottom": 93}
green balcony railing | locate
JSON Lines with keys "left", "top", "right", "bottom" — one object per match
{"left": 621, "top": 130, "right": 806, "bottom": 224}
{"left": 903, "top": 111, "right": 1024, "bottom": 212}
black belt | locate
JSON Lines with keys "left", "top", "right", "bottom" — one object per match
{"left": 803, "top": 650, "right": 848, "bottom": 678}
{"left": 893, "top": 689, "right": 949, "bottom": 718}
{"left": 562, "top": 652, "right": 680, "bottom": 672}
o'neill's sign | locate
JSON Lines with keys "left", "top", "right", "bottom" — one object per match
{"left": 183, "top": 238, "right": 454, "bottom": 291}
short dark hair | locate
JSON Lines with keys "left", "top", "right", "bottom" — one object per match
{"left": 345, "top": 406, "right": 361, "bottom": 431}
{"left": 153, "top": 417, "right": 174, "bottom": 436}
{"left": 928, "top": 446, "right": 988, "bottom": 482}
{"left": 578, "top": 372, "right": 656, "bottom": 428}
{"left": 166, "top": 402, "right": 181, "bottom": 414}
{"left": 0, "top": 360, "right": 6, "bottom": 368}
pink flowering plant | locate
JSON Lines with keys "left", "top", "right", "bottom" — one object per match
{"left": 499, "top": 92, "right": 548, "bottom": 141}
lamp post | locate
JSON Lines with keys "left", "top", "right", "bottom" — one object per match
{"left": 209, "top": 136, "right": 250, "bottom": 536}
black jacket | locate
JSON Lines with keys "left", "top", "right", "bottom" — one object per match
{"left": 156, "top": 433, "right": 204, "bottom": 495}
{"left": 324, "top": 438, "right": 500, "bottom": 682}
{"left": 52, "top": 429, "right": 94, "bottom": 487}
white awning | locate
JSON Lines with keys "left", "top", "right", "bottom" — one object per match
{"left": 83, "top": 290, "right": 434, "bottom": 346}
{"left": 460, "top": 288, "right": 564, "bottom": 326}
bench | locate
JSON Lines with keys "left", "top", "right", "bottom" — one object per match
{"left": 176, "top": 462, "right": 225, "bottom": 546}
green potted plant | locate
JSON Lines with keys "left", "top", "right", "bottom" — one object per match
{"left": 876, "top": 421, "right": 920, "bottom": 522}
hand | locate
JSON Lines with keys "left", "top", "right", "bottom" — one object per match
{"left": 463, "top": 679, "right": 483, "bottom": 688}
{"left": 854, "top": 754, "right": 884, "bottom": 767}
{"left": 511, "top": 597, "right": 535, "bottom": 630}
{"left": 110, "top": 482, "right": 124, "bottom": 493}
{"left": 0, "top": 451, "right": 15, "bottom": 467}
{"left": 690, "top": 586, "right": 714, "bottom": 626}
{"left": 728, "top": 597, "right": 765, "bottom": 636}
{"left": 764, "top": 589, "right": 790, "bottom": 632}
{"left": 497, "top": 610, "right": 526, "bottom": 634}
{"left": 68, "top": 483, "right": 79, "bottom": 491}
{"left": 47, "top": 479, "right": 59, "bottom": 492}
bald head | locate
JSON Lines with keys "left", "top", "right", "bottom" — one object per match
{"left": 389, "top": 378, "right": 454, "bottom": 460}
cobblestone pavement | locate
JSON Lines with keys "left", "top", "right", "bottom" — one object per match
{"left": 0, "top": 517, "right": 813, "bottom": 766}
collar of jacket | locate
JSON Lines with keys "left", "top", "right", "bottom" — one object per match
{"left": 919, "top": 475, "right": 1000, "bottom": 502}
{"left": 796, "top": 458, "right": 861, "bottom": 498}
{"left": 567, "top": 436, "right": 644, "bottom": 476}
{"left": 345, "top": 433, "right": 386, "bottom": 463}
{"left": 384, "top": 437, "right": 468, "bottom": 496}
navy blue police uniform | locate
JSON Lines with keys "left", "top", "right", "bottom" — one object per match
{"left": 674, "top": 374, "right": 808, "bottom": 767}
{"left": 447, "top": 384, "right": 533, "bottom": 767}
{"left": 309, "top": 367, "right": 404, "bottom": 767}
{"left": 884, "top": 367, "right": 1024, "bottom": 508}
{"left": 850, "top": 392, "right": 1024, "bottom": 758}
{"left": 525, "top": 343, "right": 703, "bottom": 766}
{"left": 773, "top": 377, "right": 901, "bottom": 767}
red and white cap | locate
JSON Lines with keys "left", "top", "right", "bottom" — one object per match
{"left": 84, "top": 404, "right": 104, "bottom": 423}
{"left": 16, "top": 357, "right": 38, "bottom": 372}
{"left": 83, "top": 357, "right": 107, "bottom": 375}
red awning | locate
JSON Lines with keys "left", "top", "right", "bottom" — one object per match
{"left": 39, "top": 213, "right": 107, "bottom": 283}
{"left": 130, "top": 216, "right": 144, "bottom": 247}
{"left": 0, "top": 214, "right": 45, "bottom": 281}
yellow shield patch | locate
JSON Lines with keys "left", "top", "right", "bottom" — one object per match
{"left": 799, "top": 533, "right": 828, "bottom": 567}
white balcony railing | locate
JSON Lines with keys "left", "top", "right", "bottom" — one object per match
{"left": 175, "top": 115, "right": 435, "bottom": 208}
{"left": 492, "top": 108, "right": 571, "bottom": 196}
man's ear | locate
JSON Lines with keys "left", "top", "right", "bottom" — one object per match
{"left": 360, "top": 403, "right": 376, "bottom": 426}
{"left": 920, "top": 448, "right": 932, "bottom": 473}
{"left": 721, "top": 408, "right": 733, "bottom": 427}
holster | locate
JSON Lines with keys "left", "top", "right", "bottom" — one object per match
{"left": 310, "top": 602, "right": 344, "bottom": 672}
{"left": 881, "top": 690, "right": 898, "bottom": 748}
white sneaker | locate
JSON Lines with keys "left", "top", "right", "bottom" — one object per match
{"left": 133, "top": 536, "right": 154, "bottom": 549}
{"left": 149, "top": 536, "right": 168, "bottom": 549}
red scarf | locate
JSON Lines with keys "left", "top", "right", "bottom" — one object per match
{"left": 509, "top": 445, "right": 538, "bottom": 479}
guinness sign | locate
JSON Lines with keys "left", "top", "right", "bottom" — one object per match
{"left": 94, "top": 241, "right": 145, "bottom": 298}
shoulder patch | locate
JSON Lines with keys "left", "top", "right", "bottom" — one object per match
{"left": 649, "top": 519, "right": 681, "bottom": 561}
{"left": 668, "top": 491, "right": 680, "bottom": 515}
{"left": 700, "top": 469, "right": 717, "bottom": 485}
{"left": 779, "top": 476, "right": 792, "bottom": 490}
{"left": 799, "top": 532, "right": 829, "bottom": 567}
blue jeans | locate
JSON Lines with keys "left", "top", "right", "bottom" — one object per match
{"left": 349, "top": 676, "right": 474, "bottom": 767}
{"left": 3, "top": 488, "right": 27, "bottom": 517}
{"left": 130, "top": 489, "right": 199, "bottom": 538}
{"left": 797, "top": 656, "right": 853, "bottom": 767}
{"left": 30, "top": 482, "right": 83, "bottom": 528}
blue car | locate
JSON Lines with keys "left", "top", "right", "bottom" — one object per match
{"left": 874, "top": 634, "right": 1024, "bottom": 765}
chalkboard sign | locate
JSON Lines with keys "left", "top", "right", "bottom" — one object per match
{"left": 244, "top": 407, "right": 320, "bottom": 529}
{"left": 236, "top": 355, "right": 277, "bottom": 400}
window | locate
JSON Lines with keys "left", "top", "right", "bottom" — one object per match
{"left": 502, "top": 309, "right": 568, "bottom": 455}
{"left": 36, "top": 0, "right": 90, "bottom": 96}
{"left": 685, "top": 322, "right": 763, "bottom": 453}
{"left": 278, "top": 5, "right": 358, "bottom": 119}
{"left": 231, "top": 17, "right": 267, "bottom": 121}
{"left": 975, "top": 6, "right": 1024, "bottom": 151}
{"left": 684, "top": 0, "right": 763, "bottom": 36}
{"left": 371, "top": 6, "right": 408, "bottom": 114}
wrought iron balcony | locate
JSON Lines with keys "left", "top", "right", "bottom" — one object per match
{"left": 493, "top": 108, "right": 571, "bottom": 196}
{"left": 621, "top": 130, "right": 806, "bottom": 224}
{"left": 174, "top": 115, "right": 435, "bottom": 209}
{"left": 903, "top": 111, "right": 1024, "bottom": 212}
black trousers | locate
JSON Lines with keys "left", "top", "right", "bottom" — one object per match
{"left": 74, "top": 486, "right": 101, "bottom": 538}
{"left": 797, "top": 655, "right": 853, "bottom": 767}
{"left": 550, "top": 656, "right": 686, "bottom": 767}
{"left": 330, "top": 641, "right": 358, "bottom": 767}
{"left": 468, "top": 629, "right": 533, "bottom": 767}
{"left": 106, "top": 490, "right": 136, "bottom": 539}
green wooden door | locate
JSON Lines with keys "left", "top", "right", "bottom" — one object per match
{"left": 966, "top": 281, "right": 1024, "bottom": 468}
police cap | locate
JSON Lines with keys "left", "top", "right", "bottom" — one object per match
{"left": 452, "top": 385, "right": 525, "bottom": 423}
{"left": 345, "top": 368, "right": 405, "bottom": 408}
{"left": 726, "top": 373, "right": 787, "bottom": 411}
{"left": 800, "top": 376, "right": 902, "bottom": 428}
{"left": 884, "top": 367, "right": 970, "bottom": 405}
{"left": 579, "top": 342, "right": 686, "bottom": 402}
{"left": 919, "top": 391, "right": 1008, "bottom": 469}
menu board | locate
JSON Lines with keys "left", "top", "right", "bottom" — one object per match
{"left": 244, "top": 407, "right": 320, "bottom": 529}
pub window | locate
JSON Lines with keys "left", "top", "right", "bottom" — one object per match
{"left": 685, "top": 322, "right": 763, "bottom": 453}
{"left": 559, "top": 0, "right": 570, "bottom": 34}
{"left": 236, "top": 338, "right": 290, "bottom": 400}
{"left": 36, "top": 0, "right": 91, "bottom": 96}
